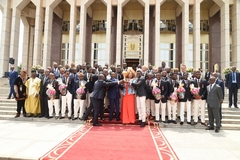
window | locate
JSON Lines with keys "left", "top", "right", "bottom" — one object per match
{"left": 61, "top": 43, "right": 69, "bottom": 65}
{"left": 160, "top": 43, "right": 175, "bottom": 68}
{"left": 160, "top": 20, "right": 176, "bottom": 32}
{"left": 62, "top": 21, "right": 70, "bottom": 33}
{"left": 91, "top": 43, "right": 106, "bottom": 66}
{"left": 200, "top": 43, "right": 209, "bottom": 72}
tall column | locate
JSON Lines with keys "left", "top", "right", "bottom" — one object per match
{"left": 219, "top": 1, "right": 230, "bottom": 71}
{"left": 32, "top": 0, "right": 44, "bottom": 66}
{"left": 143, "top": 0, "right": 149, "bottom": 66}
{"left": 28, "top": 26, "right": 34, "bottom": 74}
{"left": 181, "top": 1, "right": 189, "bottom": 65}
{"left": 67, "top": 0, "right": 77, "bottom": 64}
{"left": 43, "top": 6, "right": 54, "bottom": 68}
{"left": 9, "top": 7, "right": 21, "bottom": 69}
{"left": 105, "top": 2, "right": 112, "bottom": 65}
{"left": 0, "top": 0, "right": 12, "bottom": 77}
{"left": 78, "top": 4, "right": 87, "bottom": 64}
{"left": 116, "top": 2, "right": 122, "bottom": 65}
{"left": 155, "top": 0, "right": 160, "bottom": 66}
{"left": 21, "top": 17, "right": 30, "bottom": 71}
{"left": 193, "top": 0, "right": 202, "bottom": 69}
{"left": 43, "top": 0, "right": 61, "bottom": 68}
{"left": 232, "top": 0, "right": 240, "bottom": 68}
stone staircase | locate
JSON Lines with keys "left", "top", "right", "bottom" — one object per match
{"left": 1, "top": 80, "right": 240, "bottom": 129}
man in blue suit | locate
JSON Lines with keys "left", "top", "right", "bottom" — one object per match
{"left": 213, "top": 72, "right": 225, "bottom": 125}
{"left": 8, "top": 66, "right": 18, "bottom": 99}
{"left": 108, "top": 72, "right": 121, "bottom": 121}
{"left": 225, "top": 66, "right": 240, "bottom": 108}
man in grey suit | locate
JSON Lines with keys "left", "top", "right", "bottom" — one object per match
{"left": 206, "top": 76, "right": 223, "bottom": 133}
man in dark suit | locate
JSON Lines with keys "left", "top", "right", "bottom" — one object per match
{"left": 84, "top": 67, "right": 96, "bottom": 108}
{"left": 205, "top": 70, "right": 211, "bottom": 82}
{"left": 212, "top": 72, "right": 224, "bottom": 126}
{"left": 191, "top": 70, "right": 208, "bottom": 125}
{"left": 206, "top": 76, "right": 223, "bottom": 133}
{"left": 108, "top": 72, "right": 121, "bottom": 121}
{"left": 90, "top": 74, "right": 123, "bottom": 126}
{"left": 179, "top": 73, "right": 192, "bottom": 125}
{"left": 131, "top": 70, "right": 147, "bottom": 127}
{"left": 225, "top": 66, "right": 240, "bottom": 108}
{"left": 8, "top": 66, "right": 18, "bottom": 99}
{"left": 39, "top": 69, "right": 50, "bottom": 118}
{"left": 153, "top": 73, "right": 168, "bottom": 123}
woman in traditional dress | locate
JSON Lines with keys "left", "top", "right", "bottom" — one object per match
{"left": 120, "top": 69, "right": 136, "bottom": 124}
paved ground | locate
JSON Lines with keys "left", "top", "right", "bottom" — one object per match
{"left": 0, "top": 120, "right": 240, "bottom": 160}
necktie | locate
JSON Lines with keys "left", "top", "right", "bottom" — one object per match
{"left": 233, "top": 72, "right": 236, "bottom": 81}
{"left": 210, "top": 84, "right": 212, "bottom": 91}
{"left": 158, "top": 80, "right": 160, "bottom": 87}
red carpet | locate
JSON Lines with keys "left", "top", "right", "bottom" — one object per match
{"left": 40, "top": 124, "right": 179, "bottom": 160}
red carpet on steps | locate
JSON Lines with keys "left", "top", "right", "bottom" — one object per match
{"left": 39, "top": 124, "right": 179, "bottom": 160}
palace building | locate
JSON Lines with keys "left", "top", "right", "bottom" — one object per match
{"left": 0, "top": 0, "right": 239, "bottom": 76}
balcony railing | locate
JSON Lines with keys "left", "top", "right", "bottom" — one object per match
{"left": 92, "top": 20, "right": 106, "bottom": 33}
{"left": 123, "top": 20, "right": 143, "bottom": 33}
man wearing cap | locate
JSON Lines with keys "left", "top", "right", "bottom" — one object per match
{"left": 24, "top": 70, "right": 41, "bottom": 117}
{"left": 131, "top": 69, "right": 147, "bottom": 127}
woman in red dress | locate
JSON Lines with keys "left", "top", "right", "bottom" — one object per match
{"left": 121, "top": 69, "right": 136, "bottom": 124}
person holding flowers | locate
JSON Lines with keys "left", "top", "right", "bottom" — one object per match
{"left": 178, "top": 73, "right": 192, "bottom": 125}
{"left": 46, "top": 73, "right": 60, "bottom": 119}
{"left": 166, "top": 73, "right": 179, "bottom": 124}
{"left": 152, "top": 73, "right": 168, "bottom": 123}
{"left": 191, "top": 70, "right": 208, "bottom": 125}
{"left": 60, "top": 70, "right": 74, "bottom": 119}
{"left": 73, "top": 73, "right": 87, "bottom": 120}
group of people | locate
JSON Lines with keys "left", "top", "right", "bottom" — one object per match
{"left": 9, "top": 61, "right": 239, "bottom": 133}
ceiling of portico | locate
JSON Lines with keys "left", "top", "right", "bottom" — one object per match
{"left": 201, "top": 0, "right": 215, "bottom": 10}
{"left": 161, "top": 0, "right": 179, "bottom": 10}
{"left": 58, "top": 0, "right": 70, "bottom": 12}
{"left": 91, "top": 0, "right": 107, "bottom": 11}
{"left": 123, "top": 0, "right": 144, "bottom": 10}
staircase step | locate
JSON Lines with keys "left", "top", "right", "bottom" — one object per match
{"left": 0, "top": 110, "right": 16, "bottom": 115}
{"left": 0, "top": 102, "right": 17, "bottom": 106}
{"left": 0, "top": 106, "right": 16, "bottom": 110}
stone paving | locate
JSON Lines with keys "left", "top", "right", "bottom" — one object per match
{"left": 0, "top": 120, "right": 240, "bottom": 160}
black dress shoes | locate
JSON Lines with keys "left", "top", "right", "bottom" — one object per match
{"left": 180, "top": 122, "right": 184, "bottom": 125}
{"left": 234, "top": 106, "right": 239, "bottom": 108}
{"left": 167, "top": 120, "right": 171, "bottom": 123}
{"left": 187, "top": 122, "right": 191, "bottom": 125}
{"left": 14, "top": 113, "right": 20, "bottom": 118}
{"left": 93, "top": 123, "right": 102, "bottom": 126}
{"left": 205, "top": 126, "right": 214, "bottom": 130}
{"left": 215, "top": 128, "right": 220, "bottom": 133}
{"left": 192, "top": 122, "right": 198, "bottom": 125}
{"left": 172, "top": 120, "right": 177, "bottom": 124}
{"left": 140, "top": 122, "right": 146, "bottom": 127}
{"left": 201, "top": 122, "right": 206, "bottom": 126}
{"left": 72, "top": 117, "right": 78, "bottom": 120}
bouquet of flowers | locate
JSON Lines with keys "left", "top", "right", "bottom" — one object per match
{"left": 32, "top": 65, "right": 42, "bottom": 71}
{"left": 46, "top": 84, "right": 56, "bottom": 99}
{"left": 190, "top": 84, "right": 201, "bottom": 99}
{"left": 186, "top": 67, "right": 195, "bottom": 73}
{"left": 76, "top": 87, "right": 85, "bottom": 99}
{"left": 176, "top": 84, "right": 186, "bottom": 99}
{"left": 152, "top": 87, "right": 161, "bottom": 100}
{"left": 58, "top": 83, "right": 67, "bottom": 96}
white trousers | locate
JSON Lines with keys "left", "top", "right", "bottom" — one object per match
{"left": 177, "top": 102, "right": 180, "bottom": 117}
{"left": 146, "top": 99, "right": 155, "bottom": 116}
{"left": 48, "top": 99, "right": 60, "bottom": 116}
{"left": 180, "top": 100, "right": 191, "bottom": 122}
{"left": 74, "top": 99, "right": 85, "bottom": 118}
{"left": 192, "top": 99, "right": 206, "bottom": 123}
{"left": 136, "top": 96, "right": 146, "bottom": 122}
{"left": 155, "top": 103, "right": 160, "bottom": 121}
{"left": 161, "top": 102, "right": 167, "bottom": 121}
{"left": 85, "top": 91, "right": 91, "bottom": 108}
{"left": 167, "top": 100, "right": 177, "bottom": 121}
{"left": 61, "top": 91, "right": 72, "bottom": 117}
